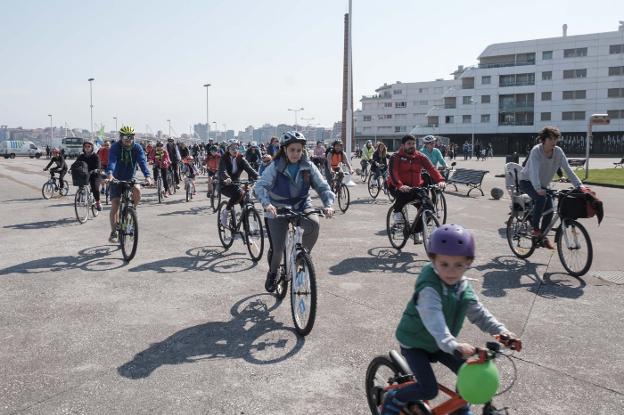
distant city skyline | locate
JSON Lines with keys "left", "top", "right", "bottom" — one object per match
{"left": 1, "top": 0, "right": 620, "bottom": 133}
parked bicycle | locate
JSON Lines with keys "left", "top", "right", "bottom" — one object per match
{"left": 110, "top": 178, "right": 140, "bottom": 262}
{"left": 386, "top": 185, "right": 441, "bottom": 253}
{"left": 217, "top": 180, "right": 265, "bottom": 262}
{"left": 41, "top": 171, "right": 69, "bottom": 199}
{"left": 365, "top": 335, "right": 522, "bottom": 415}
{"left": 506, "top": 187, "right": 593, "bottom": 277}
{"left": 271, "top": 207, "right": 324, "bottom": 336}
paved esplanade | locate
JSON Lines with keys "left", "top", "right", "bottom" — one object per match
{"left": 1, "top": 157, "right": 623, "bottom": 414}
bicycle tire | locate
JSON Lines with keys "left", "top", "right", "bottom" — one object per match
{"left": 157, "top": 177, "right": 163, "bottom": 204}
{"left": 506, "top": 215, "right": 536, "bottom": 259}
{"left": 556, "top": 219, "right": 593, "bottom": 277}
{"left": 387, "top": 185, "right": 395, "bottom": 202}
{"left": 104, "top": 184, "right": 110, "bottom": 205}
{"left": 120, "top": 207, "right": 139, "bottom": 262}
{"left": 90, "top": 194, "right": 100, "bottom": 218}
{"left": 41, "top": 182, "right": 54, "bottom": 199}
{"left": 217, "top": 201, "right": 235, "bottom": 249}
{"left": 244, "top": 208, "right": 264, "bottom": 262}
{"left": 290, "top": 251, "right": 317, "bottom": 336}
{"left": 367, "top": 174, "right": 380, "bottom": 199}
{"left": 386, "top": 206, "right": 409, "bottom": 250}
{"left": 61, "top": 181, "right": 69, "bottom": 196}
{"left": 360, "top": 166, "right": 368, "bottom": 183}
{"left": 433, "top": 189, "right": 447, "bottom": 224}
{"left": 338, "top": 184, "right": 350, "bottom": 213}
{"left": 275, "top": 257, "right": 288, "bottom": 300}
{"left": 421, "top": 210, "right": 440, "bottom": 254}
{"left": 365, "top": 355, "right": 402, "bottom": 415}
{"left": 74, "top": 187, "right": 89, "bottom": 224}
{"left": 185, "top": 182, "right": 191, "bottom": 202}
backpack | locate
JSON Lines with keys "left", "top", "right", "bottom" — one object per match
{"left": 558, "top": 187, "right": 604, "bottom": 224}
{"left": 70, "top": 160, "right": 89, "bottom": 186}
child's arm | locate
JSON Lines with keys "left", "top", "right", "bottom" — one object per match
{"left": 466, "top": 295, "right": 509, "bottom": 336}
{"left": 416, "top": 288, "right": 459, "bottom": 354}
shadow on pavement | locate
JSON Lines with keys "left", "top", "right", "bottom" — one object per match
{"left": 128, "top": 246, "right": 256, "bottom": 274}
{"left": 329, "top": 246, "right": 428, "bottom": 276}
{"left": 0, "top": 245, "right": 126, "bottom": 275}
{"left": 3, "top": 217, "right": 77, "bottom": 230}
{"left": 117, "top": 293, "right": 304, "bottom": 379}
{"left": 158, "top": 206, "right": 212, "bottom": 217}
{"left": 2, "top": 197, "right": 47, "bottom": 203}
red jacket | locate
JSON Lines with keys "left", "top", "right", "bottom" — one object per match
{"left": 388, "top": 148, "right": 444, "bottom": 188}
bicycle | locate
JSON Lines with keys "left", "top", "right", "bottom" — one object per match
{"left": 110, "top": 178, "right": 140, "bottom": 262}
{"left": 386, "top": 186, "right": 441, "bottom": 253}
{"left": 101, "top": 178, "right": 110, "bottom": 205}
{"left": 41, "top": 171, "right": 69, "bottom": 199}
{"left": 167, "top": 165, "right": 176, "bottom": 194}
{"left": 208, "top": 175, "right": 221, "bottom": 212}
{"left": 423, "top": 167, "right": 452, "bottom": 225}
{"left": 365, "top": 335, "right": 522, "bottom": 415}
{"left": 217, "top": 180, "right": 265, "bottom": 262}
{"left": 360, "top": 159, "right": 371, "bottom": 182}
{"left": 367, "top": 165, "right": 394, "bottom": 202}
{"left": 184, "top": 175, "right": 196, "bottom": 202}
{"left": 154, "top": 168, "right": 166, "bottom": 204}
{"left": 505, "top": 187, "right": 593, "bottom": 277}
{"left": 74, "top": 179, "right": 99, "bottom": 224}
{"left": 271, "top": 207, "right": 324, "bottom": 336}
{"left": 331, "top": 164, "right": 351, "bottom": 213}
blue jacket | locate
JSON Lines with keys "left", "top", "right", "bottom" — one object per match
{"left": 254, "top": 155, "right": 335, "bottom": 212}
{"left": 419, "top": 146, "right": 447, "bottom": 168}
{"left": 106, "top": 141, "right": 151, "bottom": 181}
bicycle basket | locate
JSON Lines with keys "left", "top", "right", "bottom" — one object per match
{"left": 70, "top": 161, "right": 89, "bottom": 186}
{"left": 558, "top": 190, "right": 592, "bottom": 220}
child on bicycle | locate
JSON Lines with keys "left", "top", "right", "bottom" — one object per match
{"left": 382, "top": 224, "right": 517, "bottom": 415}
{"left": 149, "top": 141, "right": 171, "bottom": 197}
{"left": 182, "top": 155, "right": 198, "bottom": 195}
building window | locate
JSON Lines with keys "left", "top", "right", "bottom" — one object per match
{"left": 499, "top": 73, "right": 535, "bottom": 87}
{"left": 562, "top": 90, "right": 586, "bottom": 100}
{"left": 462, "top": 77, "right": 475, "bottom": 89}
{"left": 462, "top": 96, "right": 473, "bottom": 105}
{"left": 562, "top": 111, "right": 585, "bottom": 121}
{"left": 393, "top": 89, "right": 403, "bottom": 95}
{"left": 481, "top": 75, "right": 491, "bottom": 85}
{"left": 607, "top": 110, "right": 624, "bottom": 119}
{"left": 395, "top": 101, "right": 407, "bottom": 108}
{"left": 481, "top": 95, "right": 491, "bottom": 104}
{"left": 563, "top": 69, "right": 587, "bottom": 79}
{"left": 608, "top": 66, "right": 624, "bottom": 76}
{"left": 610, "top": 44, "right": 624, "bottom": 54}
{"left": 377, "top": 114, "right": 392, "bottom": 120}
{"left": 384, "top": 102, "right": 393, "bottom": 108}
{"left": 462, "top": 115, "right": 472, "bottom": 123}
{"left": 541, "top": 112, "right": 551, "bottom": 121}
{"left": 394, "top": 126, "right": 407, "bottom": 132}
{"left": 427, "top": 116, "right": 439, "bottom": 127}
{"left": 542, "top": 51, "right": 553, "bottom": 60}
{"left": 608, "top": 88, "right": 624, "bottom": 98}
{"left": 418, "top": 88, "right": 429, "bottom": 93}
{"left": 542, "top": 71, "right": 552, "bottom": 80}
{"left": 363, "top": 115, "right": 372, "bottom": 121}
{"left": 444, "top": 97, "right": 456, "bottom": 109}
{"left": 362, "top": 127, "right": 372, "bottom": 131}
{"left": 445, "top": 116, "right": 454, "bottom": 124}
{"left": 564, "top": 47, "right": 588, "bottom": 58}
{"left": 481, "top": 114, "right": 490, "bottom": 123}
{"left": 541, "top": 91, "right": 552, "bottom": 101}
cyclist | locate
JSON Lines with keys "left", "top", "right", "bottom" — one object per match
{"left": 325, "top": 140, "right": 353, "bottom": 189}
{"left": 98, "top": 140, "right": 111, "bottom": 172}
{"left": 519, "top": 126, "right": 584, "bottom": 249}
{"left": 205, "top": 145, "right": 221, "bottom": 198}
{"left": 106, "top": 126, "right": 152, "bottom": 243}
{"left": 382, "top": 224, "right": 517, "bottom": 415}
{"left": 245, "top": 143, "right": 261, "bottom": 171}
{"left": 258, "top": 153, "right": 273, "bottom": 176}
{"left": 254, "top": 131, "right": 335, "bottom": 293}
{"left": 181, "top": 155, "right": 198, "bottom": 196}
{"left": 360, "top": 140, "right": 375, "bottom": 174}
{"left": 266, "top": 136, "right": 280, "bottom": 157}
{"left": 388, "top": 135, "right": 445, "bottom": 242}
{"left": 218, "top": 139, "right": 259, "bottom": 226}
{"left": 166, "top": 138, "right": 182, "bottom": 189}
{"left": 72, "top": 139, "right": 103, "bottom": 211}
{"left": 43, "top": 148, "right": 68, "bottom": 195}
{"left": 149, "top": 141, "right": 172, "bottom": 198}
{"left": 371, "top": 142, "right": 390, "bottom": 182}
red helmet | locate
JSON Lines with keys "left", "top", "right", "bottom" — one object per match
{"left": 52, "top": 147, "right": 60, "bottom": 155}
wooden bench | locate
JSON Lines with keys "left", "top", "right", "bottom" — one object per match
{"left": 567, "top": 158, "right": 586, "bottom": 170}
{"left": 446, "top": 168, "right": 489, "bottom": 196}
{"left": 614, "top": 158, "right": 624, "bottom": 168}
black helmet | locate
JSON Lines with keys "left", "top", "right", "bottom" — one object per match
{"left": 332, "top": 139, "right": 343, "bottom": 147}
{"left": 281, "top": 131, "right": 306, "bottom": 147}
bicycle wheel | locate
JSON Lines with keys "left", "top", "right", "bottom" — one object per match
{"left": 217, "top": 201, "right": 235, "bottom": 249}
{"left": 120, "top": 207, "right": 139, "bottom": 262}
{"left": 360, "top": 165, "right": 368, "bottom": 182}
{"left": 90, "top": 195, "right": 100, "bottom": 218}
{"left": 157, "top": 177, "right": 163, "bottom": 204}
{"left": 41, "top": 181, "right": 54, "bottom": 199}
{"left": 365, "top": 355, "right": 402, "bottom": 415}
{"left": 290, "top": 251, "right": 317, "bottom": 336}
{"left": 185, "top": 181, "right": 191, "bottom": 202}
{"left": 104, "top": 184, "right": 110, "bottom": 205}
{"left": 61, "top": 181, "right": 69, "bottom": 196}
{"left": 244, "top": 208, "right": 264, "bottom": 262}
{"left": 386, "top": 206, "right": 409, "bottom": 250}
{"left": 275, "top": 250, "right": 288, "bottom": 300}
{"left": 506, "top": 215, "right": 536, "bottom": 259}
{"left": 167, "top": 170, "right": 175, "bottom": 194}
{"left": 338, "top": 184, "right": 350, "bottom": 213}
{"left": 368, "top": 174, "right": 380, "bottom": 199}
{"left": 387, "top": 185, "right": 395, "bottom": 202}
{"left": 74, "top": 187, "right": 89, "bottom": 224}
{"left": 421, "top": 210, "right": 440, "bottom": 254}
{"left": 433, "top": 189, "right": 447, "bottom": 224}
{"left": 556, "top": 219, "right": 593, "bottom": 277}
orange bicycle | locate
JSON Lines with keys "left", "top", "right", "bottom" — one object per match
{"left": 365, "top": 336, "right": 521, "bottom": 415}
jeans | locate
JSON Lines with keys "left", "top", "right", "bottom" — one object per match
{"left": 265, "top": 212, "right": 320, "bottom": 274}
{"left": 519, "top": 180, "right": 553, "bottom": 232}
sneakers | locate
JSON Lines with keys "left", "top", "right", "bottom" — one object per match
{"left": 380, "top": 389, "right": 407, "bottom": 415}
{"left": 414, "top": 233, "right": 423, "bottom": 244}
{"left": 108, "top": 231, "right": 118, "bottom": 243}
{"left": 393, "top": 212, "right": 404, "bottom": 224}
{"left": 532, "top": 229, "right": 555, "bottom": 249}
{"left": 95, "top": 201, "right": 102, "bottom": 211}
{"left": 220, "top": 208, "right": 230, "bottom": 227}
{"left": 265, "top": 271, "right": 277, "bottom": 293}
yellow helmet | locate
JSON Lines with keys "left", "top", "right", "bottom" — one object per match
{"left": 119, "top": 125, "right": 135, "bottom": 136}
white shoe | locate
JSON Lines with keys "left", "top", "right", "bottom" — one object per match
{"left": 414, "top": 233, "right": 423, "bottom": 244}
{"left": 393, "top": 212, "right": 404, "bottom": 223}
{"left": 220, "top": 209, "right": 229, "bottom": 227}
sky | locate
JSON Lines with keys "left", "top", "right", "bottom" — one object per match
{"left": 1, "top": 0, "right": 622, "bottom": 134}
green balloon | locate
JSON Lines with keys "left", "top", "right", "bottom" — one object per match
{"left": 457, "top": 360, "right": 500, "bottom": 404}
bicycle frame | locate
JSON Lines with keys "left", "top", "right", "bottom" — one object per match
{"left": 283, "top": 219, "right": 305, "bottom": 282}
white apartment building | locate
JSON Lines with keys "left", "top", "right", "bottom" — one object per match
{"left": 357, "top": 24, "right": 624, "bottom": 155}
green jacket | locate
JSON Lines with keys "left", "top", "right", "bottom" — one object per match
{"left": 396, "top": 264, "right": 476, "bottom": 352}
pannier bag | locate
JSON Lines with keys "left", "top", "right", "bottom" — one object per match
{"left": 558, "top": 187, "right": 604, "bottom": 224}
{"left": 70, "top": 161, "right": 89, "bottom": 186}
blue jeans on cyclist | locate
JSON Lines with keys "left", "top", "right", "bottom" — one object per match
{"left": 519, "top": 180, "right": 553, "bottom": 234}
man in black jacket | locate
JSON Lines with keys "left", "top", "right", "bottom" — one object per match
{"left": 43, "top": 148, "right": 68, "bottom": 194}
{"left": 166, "top": 138, "right": 182, "bottom": 188}
{"left": 218, "top": 140, "right": 259, "bottom": 226}
{"left": 72, "top": 139, "right": 102, "bottom": 210}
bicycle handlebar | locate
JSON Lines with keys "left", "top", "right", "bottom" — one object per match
{"left": 273, "top": 207, "right": 325, "bottom": 218}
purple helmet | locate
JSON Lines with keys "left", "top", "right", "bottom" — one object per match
{"left": 428, "top": 224, "right": 475, "bottom": 257}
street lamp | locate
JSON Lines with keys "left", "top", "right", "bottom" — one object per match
{"left": 167, "top": 119, "right": 172, "bottom": 138}
{"left": 88, "top": 78, "right": 95, "bottom": 139}
{"left": 288, "top": 107, "right": 304, "bottom": 130}
{"left": 48, "top": 114, "right": 53, "bottom": 147}
{"left": 470, "top": 96, "right": 477, "bottom": 158}
{"left": 203, "top": 83, "right": 211, "bottom": 142}
{"left": 585, "top": 114, "right": 610, "bottom": 179}
{"left": 212, "top": 121, "right": 217, "bottom": 140}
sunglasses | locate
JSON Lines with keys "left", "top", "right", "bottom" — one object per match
{"left": 121, "top": 135, "right": 135, "bottom": 140}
